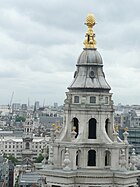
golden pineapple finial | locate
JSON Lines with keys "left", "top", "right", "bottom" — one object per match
{"left": 83, "top": 13, "right": 96, "bottom": 49}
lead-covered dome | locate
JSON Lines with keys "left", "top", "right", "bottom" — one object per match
{"left": 77, "top": 49, "right": 103, "bottom": 65}
{"left": 68, "top": 13, "right": 111, "bottom": 92}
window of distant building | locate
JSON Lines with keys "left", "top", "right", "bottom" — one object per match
{"left": 25, "top": 142, "right": 29, "bottom": 149}
{"left": 74, "top": 96, "right": 79, "bottom": 103}
{"left": 90, "top": 96, "right": 96, "bottom": 103}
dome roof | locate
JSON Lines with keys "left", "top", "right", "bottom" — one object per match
{"left": 77, "top": 49, "right": 103, "bottom": 65}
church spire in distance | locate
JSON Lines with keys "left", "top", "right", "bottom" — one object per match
{"left": 83, "top": 13, "right": 96, "bottom": 49}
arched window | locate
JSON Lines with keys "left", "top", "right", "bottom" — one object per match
{"left": 73, "top": 117, "right": 79, "bottom": 138}
{"left": 76, "top": 152, "right": 78, "bottom": 166}
{"left": 25, "top": 142, "right": 29, "bottom": 149}
{"left": 76, "top": 150, "right": 81, "bottom": 168}
{"left": 88, "top": 150, "right": 96, "bottom": 166}
{"left": 74, "top": 96, "right": 79, "bottom": 103}
{"left": 105, "top": 118, "right": 109, "bottom": 135}
{"left": 105, "top": 150, "right": 111, "bottom": 166}
{"left": 88, "top": 118, "right": 96, "bottom": 139}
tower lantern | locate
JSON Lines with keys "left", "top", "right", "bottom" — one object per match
{"left": 39, "top": 13, "right": 140, "bottom": 187}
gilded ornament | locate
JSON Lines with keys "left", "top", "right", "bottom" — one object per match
{"left": 83, "top": 13, "right": 96, "bottom": 49}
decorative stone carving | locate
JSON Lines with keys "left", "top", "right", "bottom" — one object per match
{"left": 55, "top": 126, "right": 60, "bottom": 140}
{"left": 119, "top": 149, "right": 127, "bottom": 171}
{"left": 130, "top": 148, "right": 137, "bottom": 171}
{"left": 123, "top": 127, "right": 129, "bottom": 144}
{"left": 63, "top": 148, "right": 71, "bottom": 171}
{"left": 113, "top": 131, "right": 119, "bottom": 144}
{"left": 42, "top": 145, "right": 49, "bottom": 164}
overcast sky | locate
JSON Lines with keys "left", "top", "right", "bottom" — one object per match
{"left": 0, "top": 0, "right": 140, "bottom": 106}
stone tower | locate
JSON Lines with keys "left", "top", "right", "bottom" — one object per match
{"left": 22, "top": 115, "right": 34, "bottom": 160}
{"left": 41, "top": 13, "right": 140, "bottom": 187}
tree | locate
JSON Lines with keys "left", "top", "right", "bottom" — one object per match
{"left": 15, "top": 116, "right": 26, "bottom": 122}
{"left": 7, "top": 154, "right": 18, "bottom": 165}
{"left": 35, "top": 154, "right": 44, "bottom": 163}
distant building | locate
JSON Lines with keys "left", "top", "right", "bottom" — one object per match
{"left": 0, "top": 105, "right": 9, "bottom": 115}
{"left": 8, "top": 161, "right": 14, "bottom": 187}
{"left": 21, "top": 104, "right": 27, "bottom": 111}
{"left": 12, "top": 103, "right": 21, "bottom": 112}
{"left": 0, "top": 117, "right": 49, "bottom": 162}
{"left": 0, "top": 152, "right": 9, "bottom": 187}
{"left": 119, "top": 127, "right": 140, "bottom": 155}
{"left": 54, "top": 102, "right": 58, "bottom": 108}
{"left": 18, "top": 172, "right": 43, "bottom": 187}
{"left": 34, "top": 101, "right": 40, "bottom": 111}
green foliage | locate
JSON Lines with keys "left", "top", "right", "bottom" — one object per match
{"left": 6, "top": 154, "right": 18, "bottom": 165}
{"left": 3, "top": 153, "right": 7, "bottom": 158}
{"left": 35, "top": 154, "right": 44, "bottom": 163}
{"left": 15, "top": 116, "right": 26, "bottom": 122}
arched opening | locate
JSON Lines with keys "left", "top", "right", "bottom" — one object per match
{"left": 73, "top": 117, "right": 79, "bottom": 138}
{"left": 88, "top": 118, "right": 96, "bottom": 139}
{"left": 105, "top": 150, "right": 111, "bottom": 166}
{"left": 25, "top": 142, "right": 29, "bottom": 149}
{"left": 76, "top": 150, "right": 81, "bottom": 168}
{"left": 76, "top": 153, "right": 78, "bottom": 166}
{"left": 105, "top": 118, "right": 109, "bottom": 136}
{"left": 88, "top": 150, "right": 96, "bottom": 166}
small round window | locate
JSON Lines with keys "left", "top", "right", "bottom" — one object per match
{"left": 89, "top": 70, "right": 95, "bottom": 78}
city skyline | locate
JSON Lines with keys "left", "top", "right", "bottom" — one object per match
{"left": 0, "top": 0, "right": 140, "bottom": 105}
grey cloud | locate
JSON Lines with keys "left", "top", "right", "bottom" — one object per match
{"left": 0, "top": 0, "right": 140, "bottom": 105}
